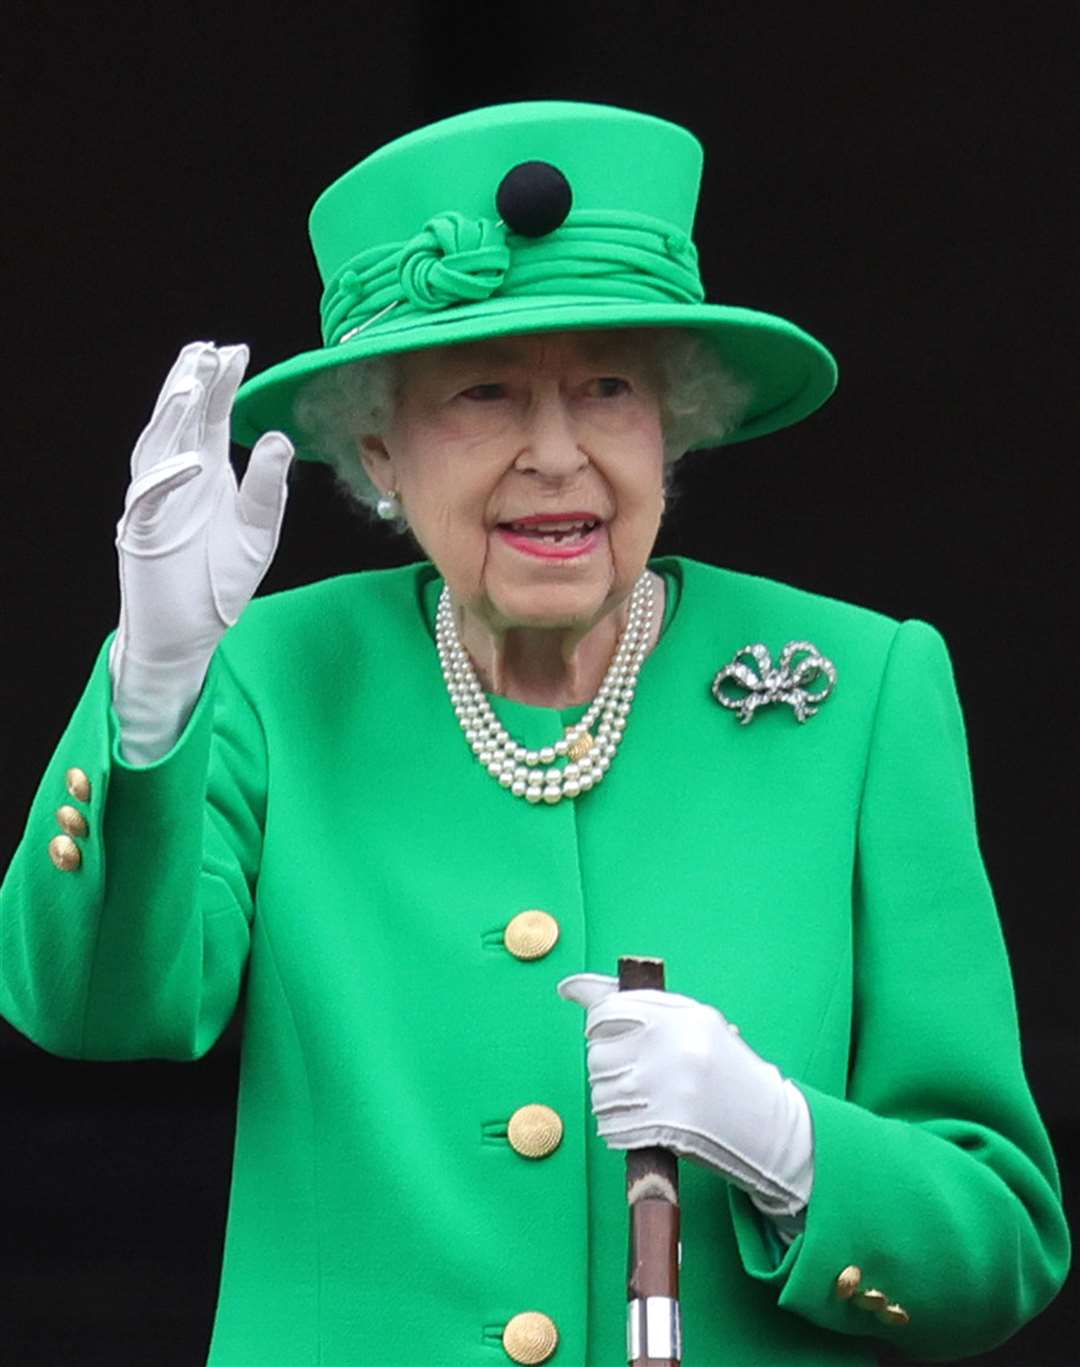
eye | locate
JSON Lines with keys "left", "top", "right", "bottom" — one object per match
{"left": 585, "top": 377, "right": 632, "bottom": 398}
{"left": 459, "top": 383, "right": 507, "bottom": 402}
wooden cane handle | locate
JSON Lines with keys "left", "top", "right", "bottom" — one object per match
{"left": 619, "top": 956, "right": 681, "bottom": 1366}
{"left": 618, "top": 956, "right": 666, "bottom": 993}
{"left": 618, "top": 957, "right": 679, "bottom": 1199}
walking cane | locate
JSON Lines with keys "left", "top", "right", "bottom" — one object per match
{"left": 619, "top": 955, "right": 681, "bottom": 1366}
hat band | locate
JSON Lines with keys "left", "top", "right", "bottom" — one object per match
{"left": 320, "top": 209, "right": 705, "bottom": 347}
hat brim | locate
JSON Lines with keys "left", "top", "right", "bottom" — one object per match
{"left": 231, "top": 296, "right": 837, "bottom": 455}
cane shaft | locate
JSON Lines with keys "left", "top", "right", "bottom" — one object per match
{"left": 620, "top": 956, "right": 681, "bottom": 1366}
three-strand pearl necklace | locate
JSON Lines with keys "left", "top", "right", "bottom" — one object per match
{"left": 436, "top": 572, "right": 656, "bottom": 804}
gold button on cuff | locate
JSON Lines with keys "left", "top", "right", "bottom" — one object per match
{"left": 877, "top": 1302, "right": 911, "bottom": 1326}
{"left": 56, "top": 805, "right": 89, "bottom": 838}
{"left": 504, "top": 910, "right": 560, "bottom": 961}
{"left": 48, "top": 835, "right": 81, "bottom": 872}
{"left": 508, "top": 1104, "right": 564, "bottom": 1159}
{"left": 834, "top": 1265, "right": 862, "bottom": 1300}
{"left": 65, "top": 768, "right": 91, "bottom": 802}
{"left": 502, "top": 1310, "right": 558, "bottom": 1364}
{"left": 855, "top": 1288, "right": 889, "bottom": 1312}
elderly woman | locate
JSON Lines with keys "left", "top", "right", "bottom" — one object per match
{"left": 0, "top": 101, "right": 1069, "bottom": 1366}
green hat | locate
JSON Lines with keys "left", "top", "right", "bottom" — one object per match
{"left": 231, "top": 100, "right": 837, "bottom": 455}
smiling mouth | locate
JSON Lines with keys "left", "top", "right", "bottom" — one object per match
{"left": 497, "top": 517, "right": 602, "bottom": 544}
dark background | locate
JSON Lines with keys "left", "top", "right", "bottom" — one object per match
{"left": 3, "top": 2, "right": 1076, "bottom": 1363}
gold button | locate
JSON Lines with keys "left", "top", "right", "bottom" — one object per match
{"left": 508, "top": 1104, "right": 564, "bottom": 1159}
{"left": 855, "top": 1288, "right": 889, "bottom": 1312}
{"left": 48, "top": 835, "right": 81, "bottom": 872}
{"left": 502, "top": 1310, "right": 558, "bottom": 1364}
{"left": 504, "top": 910, "right": 560, "bottom": 961}
{"left": 877, "top": 1302, "right": 911, "bottom": 1326}
{"left": 56, "top": 805, "right": 89, "bottom": 838}
{"left": 65, "top": 768, "right": 91, "bottom": 802}
{"left": 834, "top": 1265, "right": 862, "bottom": 1299}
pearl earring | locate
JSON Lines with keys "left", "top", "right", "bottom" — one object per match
{"left": 376, "top": 490, "right": 403, "bottom": 521}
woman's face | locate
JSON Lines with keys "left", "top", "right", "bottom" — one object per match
{"left": 359, "top": 329, "right": 667, "bottom": 634}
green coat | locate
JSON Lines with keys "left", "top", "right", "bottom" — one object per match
{"left": 0, "top": 556, "right": 1069, "bottom": 1366}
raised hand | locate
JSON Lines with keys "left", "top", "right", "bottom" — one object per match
{"left": 109, "top": 341, "right": 294, "bottom": 763}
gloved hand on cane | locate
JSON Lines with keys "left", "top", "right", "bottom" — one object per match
{"left": 109, "top": 341, "right": 294, "bottom": 765}
{"left": 557, "top": 973, "right": 815, "bottom": 1237}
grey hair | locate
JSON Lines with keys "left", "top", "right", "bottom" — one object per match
{"left": 291, "top": 328, "right": 751, "bottom": 523}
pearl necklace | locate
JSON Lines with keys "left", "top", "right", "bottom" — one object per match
{"left": 436, "top": 572, "right": 656, "bottom": 804}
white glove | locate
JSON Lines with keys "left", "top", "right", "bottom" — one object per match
{"left": 108, "top": 341, "right": 294, "bottom": 764}
{"left": 557, "top": 973, "right": 814, "bottom": 1229}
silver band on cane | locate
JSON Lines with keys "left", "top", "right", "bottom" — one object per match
{"left": 627, "top": 1296, "right": 682, "bottom": 1362}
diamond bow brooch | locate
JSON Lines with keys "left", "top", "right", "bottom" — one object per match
{"left": 711, "top": 641, "right": 837, "bottom": 725}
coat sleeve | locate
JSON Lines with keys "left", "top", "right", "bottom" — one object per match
{"left": 726, "top": 618, "right": 1071, "bottom": 1360}
{"left": 0, "top": 630, "right": 265, "bottom": 1062}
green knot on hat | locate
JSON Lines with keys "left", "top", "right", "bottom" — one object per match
{"left": 232, "top": 100, "right": 838, "bottom": 457}
{"left": 398, "top": 212, "right": 511, "bottom": 312}
{"left": 322, "top": 207, "right": 708, "bottom": 348}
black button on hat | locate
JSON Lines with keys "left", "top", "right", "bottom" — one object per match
{"left": 496, "top": 161, "right": 573, "bottom": 237}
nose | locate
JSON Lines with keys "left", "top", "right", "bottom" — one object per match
{"left": 513, "top": 390, "right": 589, "bottom": 481}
